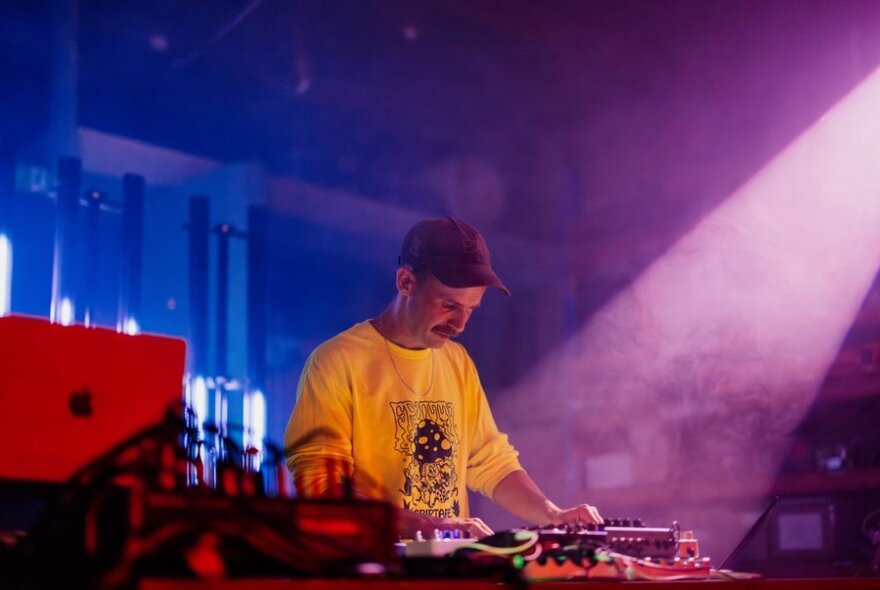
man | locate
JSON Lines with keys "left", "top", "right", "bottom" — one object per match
{"left": 284, "top": 217, "right": 601, "bottom": 538}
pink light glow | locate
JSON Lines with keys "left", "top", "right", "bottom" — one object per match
{"left": 496, "top": 66, "right": 880, "bottom": 558}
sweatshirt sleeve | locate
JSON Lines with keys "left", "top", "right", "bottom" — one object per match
{"left": 462, "top": 354, "right": 523, "bottom": 499}
{"left": 283, "top": 349, "right": 354, "bottom": 497}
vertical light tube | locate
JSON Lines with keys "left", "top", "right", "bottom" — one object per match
{"left": 118, "top": 173, "right": 144, "bottom": 334}
{"left": 243, "top": 388, "right": 266, "bottom": 474}
{"left": 243, "top": 388, "right": 266, "bottom": 453}
{"left": 188, "top": 196, "right": 210, "bottom": 376}
{"left": 189, "top": 374, "right": 213, "bottom": 488}
{"left": 0, "top": 145, "right": 14, "bottom": 316}
{"left": 246, "top": 206, "right": 269, "bottom": 473}
{"left": 190, "top": 375, "right": 208, "bottom": 439}
{"left": 51, "top": 156, "right": 81, "bottom": 324}
{"left": 83, "top": 189, "right": 102, "bottom": 327}
{"left": 247, "top": 205, "right": 269, "bottom": 396}
{"left": 215, "top": 224, "right": 231, "bottom": 378}
{"left": 0, "top": 234, "right": 11, "bottom": 316}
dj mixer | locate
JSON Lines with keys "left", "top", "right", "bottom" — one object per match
{"left": 399, "top": 519, "right": 727, "bottom": 582}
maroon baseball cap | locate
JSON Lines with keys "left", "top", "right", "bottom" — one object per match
{"left": 399, "top": 217, "right": 510, "bottom": 295}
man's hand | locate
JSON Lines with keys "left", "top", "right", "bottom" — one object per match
{"left": 492, "top": 469, "right": 604, "bottom": 528}
{"left": 440, "top": 517, "right": 494, "bottom": 539}
{"left": 549, "top": 503, "right": 603, "bottom": 526}
{"left": 397, "top": 510, "right": 494, "bottom": 539}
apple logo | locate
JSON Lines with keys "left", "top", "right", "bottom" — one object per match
{"left": 69, "top": 386, "right": 93, "bottom": 418}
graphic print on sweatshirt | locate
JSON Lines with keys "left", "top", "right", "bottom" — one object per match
{"left": 390, "top": 401, "right": 460, "bottom": 518}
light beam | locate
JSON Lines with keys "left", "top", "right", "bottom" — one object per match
{"left": 500, "top": 65, "right": 880, "bottom": 557}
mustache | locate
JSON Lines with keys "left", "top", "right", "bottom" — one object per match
{"left": 433, "top": 326, "right": 460, "bottom": 337}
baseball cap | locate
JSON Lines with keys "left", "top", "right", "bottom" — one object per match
{"left": 399, "top": 216, "right": 510, "bottom": 295}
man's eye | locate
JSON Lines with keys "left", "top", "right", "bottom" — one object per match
{"left": 442, "top": 301, "right": 457, "bottom": 310}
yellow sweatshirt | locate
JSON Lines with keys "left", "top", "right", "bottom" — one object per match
{"left": 284, "top": 321, "right": 522, "bottom": 519}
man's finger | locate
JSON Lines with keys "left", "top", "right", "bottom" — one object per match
{"left": 468, "top": 518, "right": 494, "bottom": 538}
{"left": 555, "top": 504, "right": 603, "bottom": 526}
{"left": 582, "top": 505, "right": 601, "bottom": 525}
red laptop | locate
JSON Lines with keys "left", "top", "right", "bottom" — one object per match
{"left": 0, "top": 315, "right": 187, "bottom": 482}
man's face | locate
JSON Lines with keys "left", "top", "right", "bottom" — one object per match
{"left": 400, "top": 269, "right": 486, "bottom": 349}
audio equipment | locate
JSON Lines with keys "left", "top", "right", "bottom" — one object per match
{"left": 402, "top": 520, "right": 757, "bottom": 582}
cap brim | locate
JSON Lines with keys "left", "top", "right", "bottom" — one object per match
{"left": 430, "top": 262, "right": 511, "bottom": 296}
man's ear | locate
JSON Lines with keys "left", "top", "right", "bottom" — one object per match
{"left": 396, "top": 267, "right": 417, "bottom": 296}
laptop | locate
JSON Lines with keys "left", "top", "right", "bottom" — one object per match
{"left": 0, "top": 314, "right": 186, "bottom": 483}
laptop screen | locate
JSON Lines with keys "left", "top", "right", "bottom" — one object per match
{"left": 0, "top": 315, "right": 186, "bottom": 482}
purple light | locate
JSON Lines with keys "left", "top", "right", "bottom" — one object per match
{"left": 498, "top": 65, "right": 880, "bottom": 556}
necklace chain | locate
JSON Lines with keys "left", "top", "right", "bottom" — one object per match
{"left": 376, "top": 315, "right": 434, "bottom": 396}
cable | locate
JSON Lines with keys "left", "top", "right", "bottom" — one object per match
{"left": 452, "top": 530, "right": 539, "bottom": 557}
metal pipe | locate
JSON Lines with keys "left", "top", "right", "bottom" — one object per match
{"left": 188, "top": 196, "right": 210, "bottom": 375}
{"left": 247, "top": 205, "right": 268, "bottom": 389}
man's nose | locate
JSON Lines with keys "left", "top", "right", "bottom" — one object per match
{"left": 449, "top": 309, "right": 469, "bottom": 331}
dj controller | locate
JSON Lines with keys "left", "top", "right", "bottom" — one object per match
{"left": 400, "top": 519, "right": 721, "bottom": 582}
